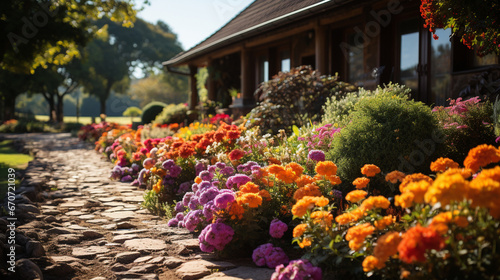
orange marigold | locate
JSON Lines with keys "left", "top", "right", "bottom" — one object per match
{"left": 268, "top": 164, "right": 286, "bottom": 175}
{"left": 286, "top": 162, "right": 304, "bottom": 178}
{"left": 298, "top": 237, "right": 312, "bottom": 248}
{"left": 194, "top": 176, "right": 202, "bottom": 184}
{"left": 463, "top": 144, "right": 500, "bottom": 173}
{"left": 430, "top": 211, "right": 469, "bottom": 234}
{"left": 373, "top": 231, "right": 402, "bottom": 265}
{"left": 395, "top": 192, "right": 414, "bottom": 208}
{"left": 310, "top": 210, "right": 333, "bottom": 227}
{"left": 292, "top": 196, "right": 329, "bottom": 217}
{"left": 153, "top": 180, "right": 162, "bottom": 194}
{"left": 361, "top": 164, "right": 381, "bottom": 177}
{"left": 345, "top": 223, "right": 375, "bottom": 251}
{"left": 296, "top": 174, "right": 315, "bottom": 188}
{"left": 360, "top": 196, "right": 390, "bottom": 211}
{"left": 345, "top": 190, "right": 368, "bottom": 203}
{"left": 468, "top": 177, "right": 500, "bottom": 208}
{"left": 424, "top": 173, "right": 470, "bottom": 206}
{"left": 430, "top": 157, "right": 459, "bottom": 172}
{"left": 328, "top": 175, "right": 342, "bottom": 185}
{"left": 293, "top": 183, "right": 322, "bottom": 201}
{"left": 259, "top": 189, "right": 272, "bottom": 201}
{"left": 399, "top": 173, "right": 433, "bottom": 193}
{"left": 237, "top": 193, "right": 262, "bottom": 208}
{"left": 403, "top": 180, "right": 431, "bottom": 204}
{"left": 374, "top": 215, "right": 395, "bottom": 230}
{"left": 385, "top": 170, "right": 406, "bottom": 184}
{"left": 228, "top": 201, "right": 244, "bottom": 220}
{"left": 362, "top": 256, "right": 384, "bottom": 272}
{"left": 293, "top": 223, "right": 308, "bottom": 237}
{"left": 335, "top": 208, "right": 364, "bottom": 225}
{"left": 239, "top": 182, "right": 260, "bottom": 193}
{"left": 474, "top": 166, "right": 500, "bottom": 182}
{"left": 353, "top": 177, "right": 370, "bottom": 189}
{"left": 315, "top": 161, "right": 338, "bottom": 177}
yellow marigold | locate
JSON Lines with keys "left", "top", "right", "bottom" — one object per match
{"left": 403, "top": 180, "right": 431, "bottom": 204}
{"left": 315, "top": 161, "right": 338, "bottom": 177}
{"left": 153, "top": 180, "right": 162, "bottom": 194}
{"left": 293, "top": 223, "right": 308, "bottom": 238}
{"left": 430, "top": 157, "right": 459, "bottom": 172}
{"left": 362, "top": 256, "right": 384, "bottom": 272}
{"left": 345, "top": 190, "right": 368, "bottom": 203}
{"left": 346, "top": 223, "right": 375, "bottom": 251}
{"left": 373, "top": 231, "right": 402, "bottom": 263}
{"left": 385, "top": 170, "right": 406, "bottom": 184}
{"left": 296, "top": 174, "right": 315, "bottom": 188}
{"left": 239, "top": 182, "right": 260, "bottom": 193}
{"left": 298, "top": 237, "right": 312, "bottom": 248}
{"left": 464, "top": 144, "right": 500, "bottom": 173}
{"left": 424, "top": 173, "right": 470, "bottom": 206}
{"left": 360, "top": 196, "right": 390, "bottom": 211}
{"left": 328, "top": 175, "right": 342, "bottom": 185}
{"left": 474, "top": 166, "right": 500, "bottom": 182}
{"left": 430, "top": 211, "right": 469, "bottom": 234}
{"left": 237, "top": 193, "right": 262, "bottom": 208}
{"left": 468, "top": 177, "right": 500, "bottom": 208}
{"left": 395, "top": 192, "right": 414, "bottom": 208}
{"left": 292, "top": 196, "right": 317, "bottom": 217}
{"left": 293, "top": 183, "right": 322, "bottom": 201}
{"left": 259, "top": 189, "right": 272, "bottom": 201}
{"left": 399, "top": 173, "right": 433, "bottom": 193}
{"left": 361, "top": 164, "right": 381, "bottom": 177}
{"left": 310, "top": 210, "right": 333, "bottom": 227}
{"left": 286, "top": 162, "right": 304, "bottom": 178}
{"left": 374, "top": 215, "right": 395, "bottom": 230}
{"left": 353, "top": 177, "right": 370, "bottom": 189}
{"left": 194, "top": 176, "right": 202, "bottom": 184}
{"left": 441, "top": 168, "right": 473, "bottom": 179}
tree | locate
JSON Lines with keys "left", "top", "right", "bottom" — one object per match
{"left": 123, "top": 106, "right": 142, "bottom": 122}
{"left": 129, "top": 72, "right": 188, "bottom": 107}
{"left": 420, "top": 0, "right": 500, "bottom": 56}
{"left": 80, "top": 18, "right": 184, "bottom": 115}
{"left": 0, "top": 70, "right": 31, "bottom": 121}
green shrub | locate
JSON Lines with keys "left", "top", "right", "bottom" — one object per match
{"left": 0, "top": 120, "right": 46, "bottom": 133}
{"left": 153, "top": 103, "right": 188, "bottom": 125}
{"left": 433, "top": 96, "right": 497, "bottom": 163}
{"left": 327, "top": 85, "right": 443, "bottom": 196}
{"left": 322, "top": 83, "right": 410, "bottom": 127}
{"left": 245, "top": 66, "right": 356, "bottom": 135}
{"left": 123, "top": 106, "right": 142, "bottom": 121}
{"left": 141, "top": 101, "right": 167, "bottom": 124}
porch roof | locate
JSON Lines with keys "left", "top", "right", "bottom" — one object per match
{"left": 163, "top": 0, "right": 348, "bottom": 67}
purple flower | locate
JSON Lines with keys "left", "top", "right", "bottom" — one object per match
{"left": 332, "top": 189, "right": 343, "bottom": 199}
{"left": 188, "top": 196, "right": 200, "bottom": 210}
{"left": 175, "top": 212, "right": 185, "bottom": 221}
{"left": 226, "top": 174, "right": 252, "bottom": 189}
{"left": 496, "top": 136, "right": 500, "bottom": 143}
{"left": 121, "top": 175, "right": 133, "bottom": 182}
{"left": 182, "top": 192, "right": 194, "bottom": 207}
{"left": 207, "top": 165, "right": 217, "bottom": 173}
{"left": 175, "top": 201, "right": 186, "bottom": 213}
{"left": 308, "top": 150, "right": 325, "bottom": 162}
{"left": 266, "top": 247, "right": 289, "bottom": 268}
{"left": 214, "top": 192, "right": 236, "bottom": 209}
{"left": 215, "top": 162, "right": 226, "bottom": 169}
{"left": 220, "top": 166, "right": 235, "bottom": 176}
{"left": 162, "top": 159, "right": 175, "bottom": 169}
{"left": 130, "top": 179, "right": 140, "bottom": 186}
{"left": 269, "top": 219, "right": 288, "bottom": 239}
{"left": 198, "top": 223, "right": 234, "bottom": 252}
{"left": 199, "top": 187, "right": 220, "bottom": 205}
{"left": 167, "top": 218, "right": 179, "bottom": 227}
{"left": 191, "top": 183, "right": 199, "bottom": 193}
{"left": 131, "top": 163, "right": 140, "bottom": 173}
{"left": 177, "top": 181, "right": 192, "bottom": 195}
{"left": 195, "top": 161, "right": 206, "bottom": 176}
{"left": 252, "top": 243, "right": 274, "bottom": 267}
{"left": 198, "top": 181, "right": 212, "bottom": 192}
{"left": 199, "top": 170, "right": 213, "bottom": 181}
{"left": 169, "top": 165, "right": 182, "bottom": 178}
{"left": 271, "top": 259, "right": 322, "bottom": 280}
{"left": 203, "top": 200, "right": 217, "bottom": 221}
{"left": 184, "top": 210, "right": 203, "bottom": 231}
{"left": 137, "top": 168, "right": 148, "bottom": 185}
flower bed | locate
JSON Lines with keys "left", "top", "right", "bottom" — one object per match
{"left": 80, "top": 86, "right": 500, "bottom": 279}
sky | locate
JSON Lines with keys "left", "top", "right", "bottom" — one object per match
{"left": 136, "top": 0, "right": 254, "bottom": 51}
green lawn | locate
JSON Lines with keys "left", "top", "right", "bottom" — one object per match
{"left": 35, "top": 115, "right": 140, "bottom": 125}
{"left": 0, "top": 140, "right": 33, "bottom": 199}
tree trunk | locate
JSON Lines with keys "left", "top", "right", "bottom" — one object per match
{"left": 40, "top": 93, "right": 56, "bottom": 122}
{"left": 56, "top": 93, "right": 64, "bottom": 123}
{"left": 100, "top": 98, "right": 106, "bottom": 115}
{"left": 2, "top": 94, "right": 16, "bottom": 121}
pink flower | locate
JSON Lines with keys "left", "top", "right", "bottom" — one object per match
{"left": 198, "top": 223, "right": 234, "bottom": 252}
{"left": 252, "top": 243, "right": 274, "bottom": 266}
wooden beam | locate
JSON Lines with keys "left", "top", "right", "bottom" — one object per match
{"left": 244, "top": 23, "right": 315, "bottom": 48}
{"left": 319, "top": 7, "right": 363, "bottom": 25}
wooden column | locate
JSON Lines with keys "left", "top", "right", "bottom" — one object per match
{"left": 315, "top": 25, "right": 328, "bottom": 75}
{"left": 240, "top": 48, "right": 253, "bottom": 101}
{"left": 189, "top": 65, "right": 198, "bottom": 110}
{"left": 207, "top": 59, "right": 216, "bottom": 101}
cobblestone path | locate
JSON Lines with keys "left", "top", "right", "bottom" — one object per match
{"left": 0, "top": 133, "right": 273, "bottom": 280}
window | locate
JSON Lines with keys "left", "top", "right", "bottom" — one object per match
{"left": 280, "top": 50, "right": 290, "bottom": 72}
{"left": 399, "top": 19, "right": 419, "bottom": 93}
{"left": 259, "top": 55, "right": 269, "bottom": 83}
{"left": 430, "top": 28, "right": 451, "bottom": 105}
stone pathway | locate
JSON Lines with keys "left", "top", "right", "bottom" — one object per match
{"left": 0, "top": 133, "right": 273, "bottom": 280}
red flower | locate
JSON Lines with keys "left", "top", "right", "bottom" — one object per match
{"left": 397, "top": 225, "right": 445, "bottom": 263}
{"left": 228, "top": 149, "right": 245, "bottom": 161}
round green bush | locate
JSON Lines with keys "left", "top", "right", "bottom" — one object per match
{"left": 326, "top": 85, "right": 444, "bottom": 196}
{"left": 153, "top": 103, "right": 188, "bottom": 125}
{"left": 141, "top": 101, "right": 167, "bottom": 124}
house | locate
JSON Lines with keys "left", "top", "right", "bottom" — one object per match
{"left": 163, "top": 0, "right": 499, "bottom": 117}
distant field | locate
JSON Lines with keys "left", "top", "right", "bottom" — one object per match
{"left": 35, "top": 115, "right": 140, "bottom": 125}
{"left": 0, "top": 140, "right": 33, "bottom": 199}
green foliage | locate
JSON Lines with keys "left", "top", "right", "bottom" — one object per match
{"left": 0, "top": 120, "right": 46, "bottom": 133}
{"left": 433, "top": 97, "right": 497, "bottom": 163}
{"left": 129, "top": 72, "right": 188, "bottom": 107}
{"left": 196, "top": 67, "right": 209, "bottom": 103}
{"left": 322, "top": 83, "right": 411, "bottom": 127}
{"left": 122, "top": 106, "right": 142, "bottom": 117}
{"left": 141, "top": 101, "right": 167, "bottom": 124}
{"left": 245, "top": 66, "right": 356, "bottom": 135}
{"left": 327, "top": 86, "right": 442, "bottom": 195}
{"left": 153, "top": 103, "right": 188, "bottom": 125}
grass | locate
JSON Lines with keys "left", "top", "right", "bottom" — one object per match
{"left": 0, "top": 140, "right": 33, "bottom": 199}
{"left": 35, "top": 115, "right": 140, "bottom": 125}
